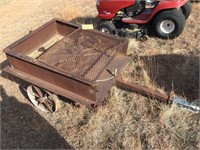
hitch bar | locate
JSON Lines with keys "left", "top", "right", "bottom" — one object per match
{"left": 116, "top": 77, "right": 172, "bottom": 104}
{"left": 116, "top": 77, "right": 200, "bottom": 113}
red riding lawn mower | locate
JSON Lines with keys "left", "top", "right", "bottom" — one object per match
{"left": 96, "top": 0, "right": 192, "bottom": 39}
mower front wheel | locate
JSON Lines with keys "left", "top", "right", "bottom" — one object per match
{"left": 153, "top": 9, "right": 185, "bottom": 39}
{"left": 98, "top": 21, "right": 116, "bottom": 35}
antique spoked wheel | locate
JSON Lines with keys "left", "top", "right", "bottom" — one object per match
{"left": 26, "top": 85, "right": 61, "bottom": 112}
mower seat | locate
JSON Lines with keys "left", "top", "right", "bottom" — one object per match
{"left": 125, "top": 0, "right": 145, "bottom": 17}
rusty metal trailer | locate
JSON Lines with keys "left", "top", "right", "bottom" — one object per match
{"left": 3, "top": 19, "right": 130, "bottom": 108}
{"left": 4, "top": 19, "right": 199, "bottom": 112}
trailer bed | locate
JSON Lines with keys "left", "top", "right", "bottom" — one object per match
{"left": 3, "top": 19, "right": 129, "bottom": 107}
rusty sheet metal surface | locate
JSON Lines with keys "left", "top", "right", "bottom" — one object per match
{"left": 3, "top": 66, "right": 95, "bottom": 108}
{"left": 37, "top": 29, "right": 125, "bottom": 84}
{"left": 6, "top": 54, "right": 96, "bottom": 101}
{"left": 96, "top": 57, "right": 131, "bottom": 105}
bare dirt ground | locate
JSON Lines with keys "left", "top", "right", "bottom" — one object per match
{"left": 1, "top": 0, "right": 200, "bottom": 149}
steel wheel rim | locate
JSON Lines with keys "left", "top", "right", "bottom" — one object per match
{"left": 101, "top": 28, "right": 110, "bottom": 34}
{"left": 160, "top": 20, "right": 175, "bottom": 34}
{"left": 26, "top": 85, "right": 59, "bottom": 112}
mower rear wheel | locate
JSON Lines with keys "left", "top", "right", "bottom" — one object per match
{"left": 98, "top": 21, "right": 116, "bottom": 34}
{"left": 153, "top": 9, "right": 185, "bottom": 39}
{"left": 181, "top": 1, "right": 192, "bottom": 19}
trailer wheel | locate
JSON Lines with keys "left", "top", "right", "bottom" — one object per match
{"left": 27, "top": 85, "right": 61, "bottom": 112}
{"left": 181, "top": 1, "right": 192, "bottom": 19}
{"left": 153, "top": 9, "right": 185, "bottom": 39}
{"left": 98, "top": 21, "right": 116, "bottom": 34}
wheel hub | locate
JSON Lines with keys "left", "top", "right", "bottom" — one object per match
{"left": 101, "top": 28, "right": 111, "bottom": 34}
{"left": 160, "top": 20, "right": 175, "bottom": 34}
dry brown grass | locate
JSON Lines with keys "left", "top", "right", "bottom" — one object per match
{"left": 1, "top": 1, "right": 200, "bottom": 149}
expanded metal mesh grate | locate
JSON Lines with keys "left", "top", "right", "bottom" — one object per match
{"left": 37, "top": 29, "right": 124, "bottom": 84}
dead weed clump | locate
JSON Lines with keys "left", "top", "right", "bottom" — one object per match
{"left": 159, "top": 105, "right": 200, "bottom": 149}
{"left": 63, "top": 87, "right": 199, "bottom": 149}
